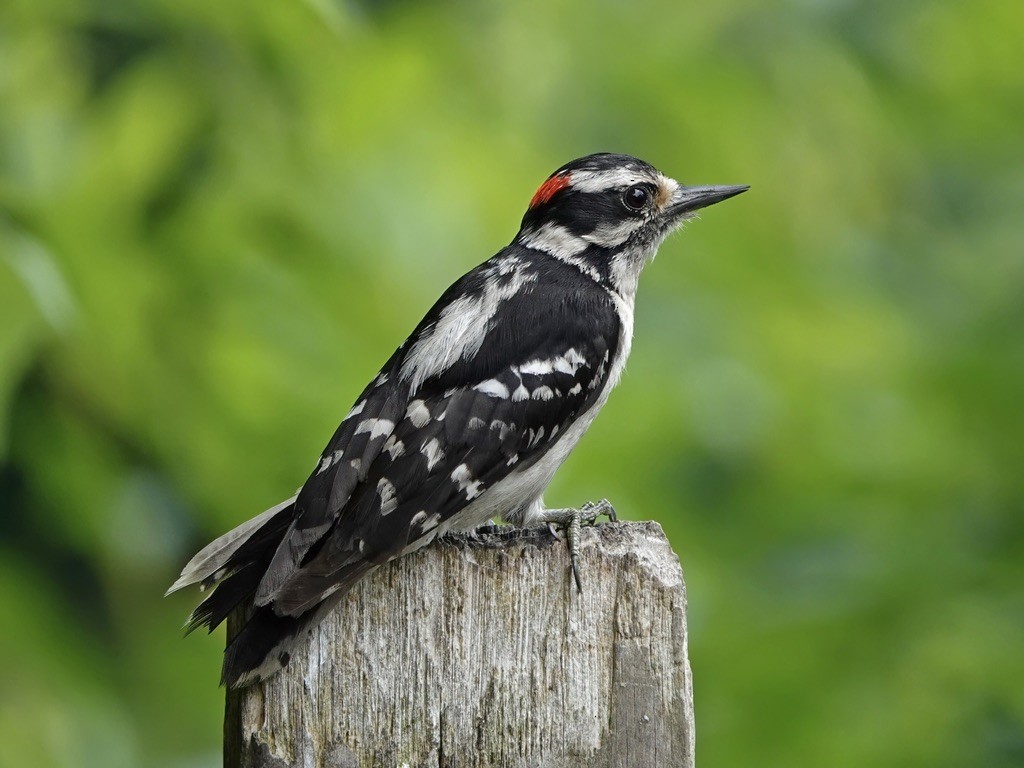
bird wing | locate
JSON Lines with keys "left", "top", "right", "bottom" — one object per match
{"left": 252, "top": 345, "right": 411, "bottom": 605}
{"left": 258, "top": 257, "right": 622, "bottom": 616}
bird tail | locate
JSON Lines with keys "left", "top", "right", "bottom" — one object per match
{"left": 219, "top": 557, "right": 376, "bottom": 688}
{"left": 219, "top": 604, "right": 310, "bottom": 687}
{"left": 167, "top": 494, "right": 298, "bottom": 597}
{"left": 167, "top": 494, "right": 296, "bottom": 663}
{"left": 168, "top": 493, "right": 378, "bottom": 688}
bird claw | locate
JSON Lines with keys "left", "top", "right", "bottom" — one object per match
{"left": 579, "top": 498, "right": 617, "bottom": 525}
{"left": 539, "top": 499, "right": 618, "bottom": 593}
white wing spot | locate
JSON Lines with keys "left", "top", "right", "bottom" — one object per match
{"left": 355, "top": 418, "right": 393, "bottom": 438}
{"left": 528, "top": 426, "right": 546, "bottom": 447}
{"left": 450, "top": 463, "right": 483, "bottom": 500}
{"left": 377, "top": 478, "right": 398, "bottom": 516}
{"left": 474, "top": 379, "right": 510, "bottom": 398}
{"left": 406, "top": 400, "right": 431, "bottom": 428}
{"left": 568, "top": 382, "right": 583, "bottom": 395}
{"left": 519, "top": 359, "right": 554, "bottom": 376}
{"left": 383, "top": 435, "right": 405, "bottom": 459}
{"left": 345, "top": 401, "right": 366, "bottom": 420}
{"left": 468, "top": 417, "right": 487, "bottom": 430}
{"left": 422, "top": 438, "right": 445, "bottom": 470}
{"left": 411, "top": 510, "right": 441, "bottom": 533}
{"left": 531, "top": 385, "right": 555, "bottom": 401}
{"left": 512, "top": 384, "right": 530, "bottom": 402}
{"left": 554, "top": 348, "right": 588, "bottom": 375}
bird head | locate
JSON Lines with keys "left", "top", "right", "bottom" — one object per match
{"left": 517, "top": 153, "right": 748, "bottom": 296}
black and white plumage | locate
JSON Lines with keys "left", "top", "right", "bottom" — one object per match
{"left": 168, "top": 153, "right": 747, "bottom": 687}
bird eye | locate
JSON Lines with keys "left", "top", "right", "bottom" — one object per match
{"left": 623, "top": 185, "right": 651, "bottom": 212}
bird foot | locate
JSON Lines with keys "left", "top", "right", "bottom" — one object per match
{"left": 538, "top": 499, "right": 618, "bottom": 593}
{"left": 468, "top": 519, "right": 499, "bottom": 536}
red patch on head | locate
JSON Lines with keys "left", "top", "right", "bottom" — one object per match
{"left": 529, "top": 172, "right": 571, "bottom": 208}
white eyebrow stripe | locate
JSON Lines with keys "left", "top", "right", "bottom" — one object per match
{"left": 569, "top": 168, "right": 649, "bottom": 193}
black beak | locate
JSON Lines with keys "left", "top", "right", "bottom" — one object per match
{"left": 665, "top": 184, "right": 749, "bottom": 217}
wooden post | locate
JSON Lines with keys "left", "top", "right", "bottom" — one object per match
{"left": 225, "top": 521, "right": 693, "bottom": 768}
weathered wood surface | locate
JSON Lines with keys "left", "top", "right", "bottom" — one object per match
{"left": 225, "top": 521, "right": 693, "bottom": 768}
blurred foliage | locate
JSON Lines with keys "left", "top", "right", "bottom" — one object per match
{"left": 1, "top": 0, "right": 1022, "bottom": 765}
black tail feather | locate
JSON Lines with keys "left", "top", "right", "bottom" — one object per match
{"left": 185, "top": 564, "right": 261, "bottom": 635}
{"left": 176, "top": 498, "right": 378, "bottom": 687}
{"left": 219, "top": 560, "right": 376, "bottom": 687}
{"left": 221, "top": 605, "right": 312, "bottom": 688}
{"left": 182, "top": 508, "right": 292, "bottom": 635}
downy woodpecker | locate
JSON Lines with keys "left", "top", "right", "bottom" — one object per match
{"left": 168, "top": 152, "right": 747, "bottom": 687}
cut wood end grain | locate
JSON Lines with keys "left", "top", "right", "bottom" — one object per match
{"left": 226, "top": 520, "right": 694, "bottom": 768}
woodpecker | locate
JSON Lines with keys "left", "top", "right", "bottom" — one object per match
{"left": 168, "top": 152, "right": 747, "bottom": 687}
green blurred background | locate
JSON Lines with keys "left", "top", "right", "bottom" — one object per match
{"left": 2, "top": 0, "right": 1022, "bottom": 765}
